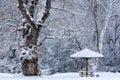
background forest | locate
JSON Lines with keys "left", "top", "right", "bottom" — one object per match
{"left": 0, "top": 0, "right": 120, "bottom": 74}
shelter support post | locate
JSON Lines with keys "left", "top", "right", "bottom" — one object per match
{"left": 86, "top": 58, "right": 88, "bottom": 76}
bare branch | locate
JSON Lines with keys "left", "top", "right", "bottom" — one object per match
{"left": 41, "top": 0, "right": 51, "bottom": 23}
{"left": 37, "top": 37, "right": 47, "bottom": 47}
{"left": 74, "top": 36, "right": 82, "bottom": 50}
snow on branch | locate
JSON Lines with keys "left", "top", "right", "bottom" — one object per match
{"left": 18, "top": 0, "right": 37, "bottom": 30}
{"left": 0, "top": 18, "right": 19, "bottom": 23}
{"left": 51, "top": 7, "right": 86, "bottom": 16}
{"left": 20, "top": 47, "right": 37, "bottom": 62}
{"left": 29, "top": 0, "right": 39, "bottom": 18}
{"left": 37, "top": 36, "right": 62, "bottom": 47}
{"left": 35, "top": 0, "right": 51, "bottom": 29}
{"left": 17, "top": 25, "right": 27, "bottom": 31}
{"left": 34, "top": 0, "right": 51, "bottom": 26}
{"left": 96, "top": 0, "right": 116, "bottom": 13}
{"left": 96, "top": 0, "right": 108, "bottom": 12}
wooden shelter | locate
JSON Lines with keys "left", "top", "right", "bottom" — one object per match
{"left": 70, "top": 48, "right": 104, "bottom": 77}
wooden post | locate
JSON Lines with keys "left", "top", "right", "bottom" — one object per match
{"left": 86, "top": 58, "right": 88, "bottom": 76}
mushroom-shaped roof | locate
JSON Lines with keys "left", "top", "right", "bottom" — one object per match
{"left": 70, "top": 48, "right": 104, "bottom": 58}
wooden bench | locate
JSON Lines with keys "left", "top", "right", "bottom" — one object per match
{"left": 79, "top": 71, "right": 94, "bottom": 77}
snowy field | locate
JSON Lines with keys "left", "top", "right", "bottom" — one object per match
{"left": 0, "top": 72, "right": 120, "bottom": 80}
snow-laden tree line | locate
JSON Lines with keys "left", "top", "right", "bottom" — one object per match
{"left": 0, "top": 0, "right": 120, "bottom": 75}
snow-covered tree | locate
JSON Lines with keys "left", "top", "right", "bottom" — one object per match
{"left": 17, "top": 0, "right": 51, "bottom": 76}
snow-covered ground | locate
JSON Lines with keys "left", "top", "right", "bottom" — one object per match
{"left": 0, "top": 72, "right": 120, "bottom": 80}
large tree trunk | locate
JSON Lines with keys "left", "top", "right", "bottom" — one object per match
{"left": 17, "top": 0, "right": 51, "bottom": 76}
{"left": 21, "top": 21, "right": 40, "bottom": 76}
{"left": 22, "top": 58, "right": 39, "bottom": 76}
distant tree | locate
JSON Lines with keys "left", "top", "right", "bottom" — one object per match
{"left": 95, "top": 0, "right": 116, "bottom": 54}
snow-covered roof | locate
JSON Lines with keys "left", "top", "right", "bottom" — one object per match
{"left": 70, "top": 48, "right": 104, "bottom": 58}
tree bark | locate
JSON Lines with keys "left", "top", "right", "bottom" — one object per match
{"left": 22, "top": 58, "right": 39, "bottom": 76}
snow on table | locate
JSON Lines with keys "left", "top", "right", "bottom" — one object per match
{"left": 0, "top": 72, "right": 120, "bottom": 80}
